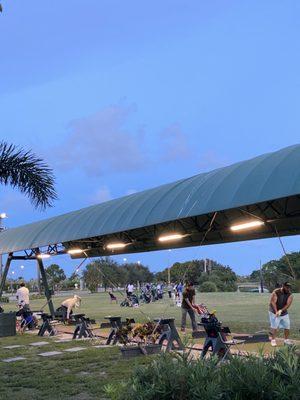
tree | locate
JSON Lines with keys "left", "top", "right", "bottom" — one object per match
{"left": 199, "top": 281, "right": 218, "bottom": 292}
{"left": 156, "top": 259, "right": 237, "bottom": 291}
{"left": 62, "top": 272, "right": 80, "bottom": 290}
{"left": 0, "top": 142, "right": 56, "bottom": 209}
{"left": 83, "top": 261, "right": 103, "bottom": 292}
{"left": 95, "top": 257, "right": 122, "bottom": 290}
{"left": 123, "top": 262, "right": 154, "bottom": 285}
{"left": 251, "top": 252, "right": 300, "bottom": 292}
{"left": 46, "top": 264, "right": 66, "bottom": 291}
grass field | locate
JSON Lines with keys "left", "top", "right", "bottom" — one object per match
{"left": 0, "top": 292, "right": 299, "bottom": 399}
{"left": 4, "top": 291, "right": 299, "bottom": 337}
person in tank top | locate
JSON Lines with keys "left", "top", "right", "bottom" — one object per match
{"left": 269, "top": 282, "right": 293, "bottom": 347}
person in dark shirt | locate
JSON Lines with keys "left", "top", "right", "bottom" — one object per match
{"left": 269, "top": 282, "right": 293, "bottom": 346}
{"left": 181, "top": 282, "right": 197, "bottom": 333}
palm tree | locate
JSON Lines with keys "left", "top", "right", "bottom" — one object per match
{"left": 0, "top": 142, "right": 57, "bottom": 209}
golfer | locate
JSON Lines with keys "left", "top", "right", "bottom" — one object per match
{"left": 16, "top": 282, "right": 30, "bottom": 307}
{"left": 61, "top": 294, "right": 81, "bottom": 321}
{"left": 269, "top": 282, "right": 293, "bottom": 346}
{"left": 181, "top": 282, "right": 197, "bottom": 333}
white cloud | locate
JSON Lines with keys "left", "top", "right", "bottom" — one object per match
{"left": 90, "top": 186, "right": 112, "bottom": 204}
{"left": 52, "top": 103, "right": 148, "bottom": 177}
{"left": 159, "top": 123, "right": 192, "bottom": 162}
{"left": 197, "top": 150, "right": 230, "bottom": 172}
{"left": 125, "top": 188, "right": 137, "bottom": 196}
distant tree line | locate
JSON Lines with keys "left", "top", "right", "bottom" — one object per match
{"left": 8, "top": 257, "right": 238, "bottom": 293}
{"left": 249, "top": 251, "right": 300, "bottom": 292}
{"left": 83, "top": 258, "right": 154, "bottom": 292}
{"left": 156, "top": 259, "right": 238, "bottom": 292}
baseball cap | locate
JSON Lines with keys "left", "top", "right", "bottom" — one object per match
{"left": 283, "top": 282, "right": 292, "bottom": 287}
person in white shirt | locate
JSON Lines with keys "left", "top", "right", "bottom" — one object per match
{"left": 61, "top": 295, "right": 81, "bottom": 320}
{"left": 126, "top": 283, "right": 134, "bottom": 296}
{"left": 16, "top": 282, "right": 30, "bottom": 306}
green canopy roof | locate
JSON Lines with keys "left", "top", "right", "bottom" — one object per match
{"left": 1, "top": 144, "right": 300, "bottom": 256}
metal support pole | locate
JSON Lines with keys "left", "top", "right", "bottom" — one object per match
{"left": 37, "top": 262, "right": 41, "bottom": 294}
{"left": 0, "top": 252, "right": 13, "bottom": 299}
{"left": 259, "top": 260, "right": 264, "bottom": 294}
{"left": 35, "top": 249, "right": 55, "bottom": 317}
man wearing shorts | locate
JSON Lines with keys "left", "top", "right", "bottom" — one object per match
{"left": 269, "top": 282, "right": 293, "bottom": 346}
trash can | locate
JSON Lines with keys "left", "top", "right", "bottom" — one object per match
{"left": 0, "top": 312, "right": 16, "bottom": 337}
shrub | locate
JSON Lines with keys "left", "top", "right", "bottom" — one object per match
{"left": 104, "top": 347, "right": 300, "bottom": 400}
{"left": 199, "top": 281, "right": 218, "bottom": 292}
{"left": 30, "top": 294, "right": 45, "bottom": 300}
{"left": 105, "top": 352, "right": 221, "bottom": 400}
{"left": 0, "top": 296, "right": 9, "bottom": 303}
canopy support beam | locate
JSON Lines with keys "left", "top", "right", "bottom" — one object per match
{"left": 35, "top": 248, "right": 55, "bottom": 317}
{"left": 0, "top": 252, "right": 13, "bottom": 299}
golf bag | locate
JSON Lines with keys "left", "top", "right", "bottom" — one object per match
{"left": 120, "top": 298, "right": 130, "bottom": 307}
{"left": 16, "top": 304, "right": 38, "bottom": 330}
{"left": 141, "top": 291, "right": 151, "bottom": 303}
{"left": 157, "top": 290, "right": 163, "bottom": 300}
{"left": 201, "top": 313, "right": 228, "bottom": 359}
{"left": 129, "top": 293, "right": 139, "bottom": 306}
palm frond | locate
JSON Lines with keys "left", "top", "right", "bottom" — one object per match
{"left": 0, "top": 142, "right": 57, "bottom": 209}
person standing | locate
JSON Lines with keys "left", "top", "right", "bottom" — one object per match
{"left": 126, "top": 283, "right": 134, "bottom": 297}
{"left": 16, "top": 282, "right": 30, "bottom": 307}
{"left": 177, "top": 282, "right": 183, "bottom": 301}
{"left": 181, "top": 282, "right": 197, "bottom": 333}
{"left": 269, "top": 282, "right": 293, "bottom": 346}
{"left": 167, "top": 283, "right": 173, "bottom": 298}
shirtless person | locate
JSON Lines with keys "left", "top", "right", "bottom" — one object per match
{"left": 269, "top": 282, "right": 293, "bottom": 346}
{"left": 60, "top": 295, "right": 81, "bottom": 321}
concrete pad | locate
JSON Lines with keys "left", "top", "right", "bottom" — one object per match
{"left": 55, "top": 333, "right": 72, "bottom": 340}
{"left": 38, "top": 351, "right": 63, "bottom": 357}
{"left": 93, "top": 345, "right": 114, "bottom": 348}
{"left": 63, "top": 347, "right": 86, "bottom": 352}
{"left": 3, "top": 356, "right": 26, "bottom": 362}
{"left": 29, "top": 341, "right": 49, "bottom": 347}
{"left": 3, "top": 345, "right": 24, "bottom": 349}
{"left": 54, "top": 339, "right": 72, "bottom": 343}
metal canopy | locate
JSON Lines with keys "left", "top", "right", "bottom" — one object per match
{"left": 1, "top": 144, "right": 300, "bottom": 258}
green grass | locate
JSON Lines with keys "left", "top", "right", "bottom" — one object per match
{"left": 0, "top": 335, "right": 152, "bottom": 400}
{"left": 0, "top": 292, "right": 299, "bottom": 399}
{"left": 4, "top": 291, "right": 299, "bottom": 337}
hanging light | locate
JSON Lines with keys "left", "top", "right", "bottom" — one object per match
{"left": 67, "top": 248, "right": 84, "bottom": 255}
{"left": 106, "top": 242, "right": 128, "bottom": 250}
{"left": 37, "top": 253, "right": 51, "bottom": 259}
{"left": 230, "top": 220, "right": 264, "bottom": 232}
{"left": 158, "top": 233, "right": 185, "bottom": 242}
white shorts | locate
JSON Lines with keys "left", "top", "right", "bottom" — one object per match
{"left": 269, "top": 312, "right": 290, "bottom": 329}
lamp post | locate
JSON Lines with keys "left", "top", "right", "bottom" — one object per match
{"left": 259, "top": 260, "right": 264, "bottom": 294}
{"left": 167, "top": 249, "right": 172, "bottom": 284}
{"left": 10, "top": 270, "right": 15, "bottom": 293}
{"left": 0, "top": 213, "right": 7, "bottom": 279}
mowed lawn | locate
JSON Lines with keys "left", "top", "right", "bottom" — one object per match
{"left": 4, "top": 291, "right": 298, "bottom": 337}
{"left": 0, "top": 292, "right": 299, "bottom": 399}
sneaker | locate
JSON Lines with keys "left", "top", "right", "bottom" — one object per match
{"left": 180, "top": 328, "right": 186, "bottom": 334}
{"left": 271, "top": 339, "right": 277, "bottom": 347}
{"left": 284, "top": 339, "right": 293, "bottom": 345}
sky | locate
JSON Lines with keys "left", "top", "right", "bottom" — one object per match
{"left": 0, "top": 0, "right": 300, "bottom": 279}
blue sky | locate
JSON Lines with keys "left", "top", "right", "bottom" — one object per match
{"left": 1, "top": 0, "right": 300, "bottom": 279}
